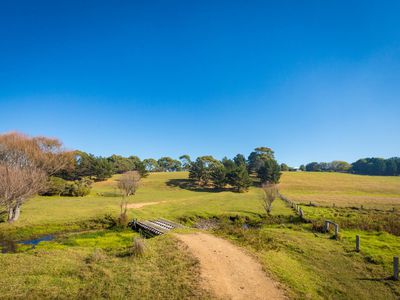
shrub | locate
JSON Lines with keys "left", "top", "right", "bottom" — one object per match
{"left": 131, "top": 237, "right": 146, "bottom": 257}
{"left": 117, "top": 212, "right": 130, "bottom": 227}
{"left": 261, "top": 183, "right": 278, "bottom": 215}
{"left": 40, "top": 176, "right": 68, "bottom": 196}
{"left": 41, "top": 176, "right": 93, "bottom": 197}
{"left": 62, "top": 177, "right": 93, "bottom": 196}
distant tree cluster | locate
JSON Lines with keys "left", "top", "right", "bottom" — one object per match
{"left": 189, "top": 147, "right": 281, "bottom": 193}
{"left": 300, "top": 157, "right": 400, "bottom": 176}
{"left": 143, "top": 155, "right": 192, "bottom": 172}
{"left": 303, "top": 161, "right": 351, "bottom": 173}
{"left": 280, "top": 163, "right": 297, "bottom": 172}
{"left": 57, "top": 152, "right": 148, "bottom": 181}
{"left": 351, "top": 157, "right": 400, "bottom": 176}
{"left": 48, "top": 152, "right": 196, "bottom": 196}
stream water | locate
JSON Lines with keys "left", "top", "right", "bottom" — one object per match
{"left": 0, "top": 235, "right": 55, "bottom": 253}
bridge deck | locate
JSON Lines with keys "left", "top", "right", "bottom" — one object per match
{"left": 130, "top": 218, "right": 184, "bottom": 237}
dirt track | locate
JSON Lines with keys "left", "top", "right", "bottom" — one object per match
{"left": 176, "top": 233, "right": 286, "bottom": 300}
{"left": 126, "top": 201, "right": 165, "bottom": 209}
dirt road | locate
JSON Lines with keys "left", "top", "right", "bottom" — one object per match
{"left": 126, "top": 201, "right": 165, "bottom": 209}
{"left": 176, "top": 233, "right": 286, "bottom": 300}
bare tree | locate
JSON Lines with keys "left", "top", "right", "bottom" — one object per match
{"left": 261, "top": 183, "right": 278, "bottom": 215}
{"left": 117, "top": 171, "right": 141, "bottom": 224}
{"left": 0, "top": 132, "right": 73, "bottom": 222}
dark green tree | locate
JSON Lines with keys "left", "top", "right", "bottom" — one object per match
{"left": 305, "top": 162, "right": 321, "bottom": 172}
{"left": 257, "top": 159, "right": 281, "bottom": 184}
{"left": 189, "top": 156, "right": 220, "bottom": 186}
{"left": 56, "top": 151, "right": 113, "bottom": 181}
{"left": 280, "top": 163, "right": 289, "bottom": 171}
{"left": 227, "top": 164, "right": 252, "bottom": 192}
{"left": 385, "top": 158, "right": 398, "bottom": 176}
{"left": 210, "top": 164, "right": 227, "bottom": 189}
{"left": 351, "top": 158, "right": 387, "bottom": 175}
{"left": 247, "top": 147, "right": 275, "bottom": 173}
{"left": 92, "top": 157, "right": 114, "bottom": 181}
{"left": 371, "top": 158, "right": 386, "bottom": 175}
{"left": 108, "top": 155, "right": 134, "bottom": 174}
{"left": 222, "top": 157, "right": 236, "bottom": 171}
{"left": 233, "top": 154, "right": 246, "bottom": 167}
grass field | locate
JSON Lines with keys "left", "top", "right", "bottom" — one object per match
{"left": 0, "top": 172, "right": 291, "bottom": 238}
{"left": 280, "top": 172, "right": 400, "bottom": 209}
{"left": 0, "top": 171, "right": 399, "bottom": 299}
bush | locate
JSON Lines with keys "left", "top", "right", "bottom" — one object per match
{"left": 40, "top": 176, "right": 68, "bottom": 196}
{"left": 117, "top": 212, "right": 130, "bottom": 227}
{"left": 62, "top": 177, "right": 93, "bottom": 196}
{"left": 41, "top": 176, "right": 93, "bottom": 197}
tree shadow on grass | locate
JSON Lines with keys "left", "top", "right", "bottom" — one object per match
{"left": 166, "top": 178, "right": 229, "bottom": 193}
{"left": 96, "top": 191, "right": 122, "bottom": 197}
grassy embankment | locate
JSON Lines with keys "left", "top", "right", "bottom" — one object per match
{"left": 0, "top": 171, "right": 399, "bottom": 299}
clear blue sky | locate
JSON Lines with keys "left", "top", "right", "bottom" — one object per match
{"left": 1, "top": 1, "right": 399, "bottom": 166}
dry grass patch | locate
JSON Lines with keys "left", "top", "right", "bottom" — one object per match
{"left": 280, "top": 172, "right": 400, "bottom": 209}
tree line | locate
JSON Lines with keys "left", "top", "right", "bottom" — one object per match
{"left": 299, "top": 157, "right": 400, "bottom": 176}
{"left": 45, "top": 153, "right": 192, "bottom": 196}
{"left": 55, "top": 152, "right": 195, "bottom": 183}
{"left": 58, "top": 147, "right": 283, "bottom": 194}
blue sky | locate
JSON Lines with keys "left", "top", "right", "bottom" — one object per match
{"left": 0, "top": 1, "right": 399, "bottom": 166}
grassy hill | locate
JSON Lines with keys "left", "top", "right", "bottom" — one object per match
{"left": 280, "top": 171, "right": 400, "bottom": 209}
{"left": 0, "top": 171, "right": 399, "bottom": 299}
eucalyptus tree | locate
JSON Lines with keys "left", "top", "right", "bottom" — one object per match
{"left": 179, "top": 155, "right": 192, "bottom": 171}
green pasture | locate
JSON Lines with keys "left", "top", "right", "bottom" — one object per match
{"left": 0, "top": 171, "right": 399, "bottom": 299}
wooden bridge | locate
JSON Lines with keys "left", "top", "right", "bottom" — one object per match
{"left": 128, "top": 218, "right": 184, "bottom": 237}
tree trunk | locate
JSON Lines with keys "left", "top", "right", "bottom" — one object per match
{"left": 7, "top": 203, "right": 21, "bottom": 223}
{"left": 7, "top": 206, "right": 14, "bottom": 223}
{"left": 13, "top": 204, "right": 21, "bottom": 221}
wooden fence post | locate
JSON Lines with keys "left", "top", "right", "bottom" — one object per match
{"left": 356, "top": 235, "right": 360, "bottom": 252}
{"left": 324, "top": 221, "right": 329, "bottom": 232}
{"left": 334, "top": 224, "right": 339, "bottom": 237}
{"left": 394, "top": 257, "right": 399, "bottom": 281}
